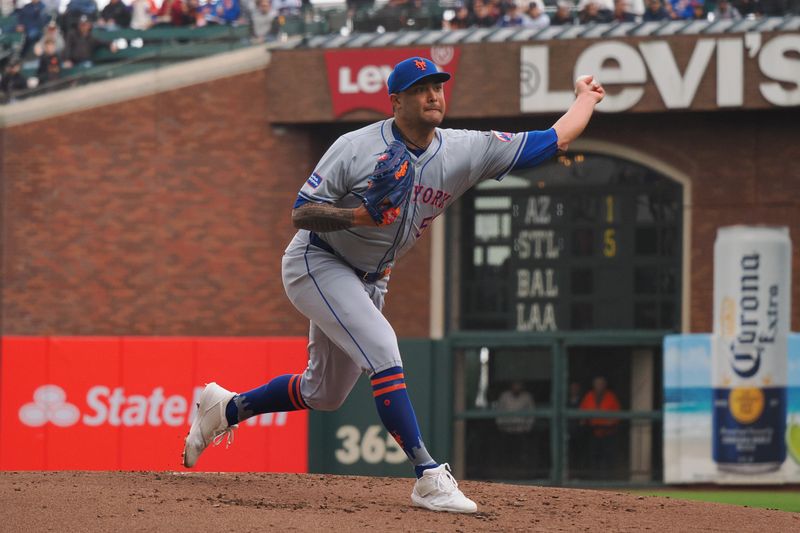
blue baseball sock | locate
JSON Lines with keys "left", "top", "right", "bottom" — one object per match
{"left": 371, "top": 366, "right": 438, "bottom": 478}
{"left": 225, "top": 374, "right": 310, "bottom": 426}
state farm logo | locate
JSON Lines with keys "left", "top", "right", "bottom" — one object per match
{"left": 325, "top": 47, "right": 461, "bottom": 118}
{"left": 19, "top": 385, "right": 80, "bottom": 427}
{"left": 17, "top": 385, "right": 287, "bottom": 428}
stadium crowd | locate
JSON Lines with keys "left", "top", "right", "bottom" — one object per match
{"left": 440, "top": 0, "right": 794, "bottom": 30}
{"left": 1, "top": 0, "right": 798, "bottom": 102}
{"left": 3, "top": 0, "right": 295, "bottom": 51}
{"left": 1, "top": 0, "right": 301, "bottom": 100}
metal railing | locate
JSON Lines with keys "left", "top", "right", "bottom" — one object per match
{"left": 449, "top": 329, "right": 668, "bottom": 486}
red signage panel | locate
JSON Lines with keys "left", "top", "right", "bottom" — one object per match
{"left": 325, "top": 47, "right": 461, "bottom": 118}
{"left": 0, "top": 337, "right": 48, "bottom": 469}
{"left": 119, "top": 338, "right": 196, "bottom": 470}
{"left": 47, "top": 337, "right": 122, "bottom": 469}
{"left": 0, "top": 336, "right": 309, "bottom": 472}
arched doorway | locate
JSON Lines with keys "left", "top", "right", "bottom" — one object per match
{"left": 448, "top": 147, "right": 687, "bottom": 484}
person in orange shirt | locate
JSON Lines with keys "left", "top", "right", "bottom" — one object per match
{"left": 579, "top": 375, "right": 621, "bottom": 478}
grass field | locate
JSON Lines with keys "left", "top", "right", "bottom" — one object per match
{"left": 634, "top": 490, "right": 800, "bottom": 513}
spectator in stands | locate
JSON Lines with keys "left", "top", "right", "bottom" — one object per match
{"left": 36, "top": 38, "right": 61, "bottom": 84}
{"left": 495, "top": 381, "right": 536, "bottom": 434}
{"left": 371, "top": 0, "right": 411, "bottom": 31}
{"left": 33, "top": 19, "right": 65, "bottom": 57}
{"left": 578, "top": 0, "right": 614, "bottom": 11}
{"left": 1, "top": 57, "right": 29, "bottom": 102}
{"left": 444, "top": 3, "right": 475, "bottom": 29}
{"left": 579, "top": 375, "right": 621, "bottom": 479}
{"left": 494, "top": 380, "right": 536, "bottom": 473}
{"left": 63, "top": 0, "right": 99, "bottom": 33}
{"left": 346, "top": 0, "right": 374, "bottom": 20}
{"left": 185, "top": 0, "right": 207, "bottom": 26}
{"left": 442, "top": 3, "right": 475, "bottom": 30}
{"left": 271, "top": 0, "right": 301, "bottom": 16}
{"left": 612, "top": 0, "right": 638, "bottom": 19}
{"left": 626, "top": 0, "right": 646, "bottom": 15}
{"left": 155, "top": 0, "right": 189, "bottom": 26}
{"left": 62, "top": 15, "right": 115, "bottom": 68}
{"left": 130, "top": 0, "right": 155, "bottom": 30}
{"left": 735, "top": 0, "right": 762, "bottom": 16}
{"left": 526, "top": 0, "right": 551, "bottom": 28}
{"left": 497, "top": 1, "right": 532, "bottom": 25}
{"left": 40, "top": 0, "right": 59, "bottom": 17}
{"left": 712, "top": 0, "right": 742, "bottom": 17}
{"left": 14, "top": 0, "right": 49, "bottom": 57}
{"left": 689, "top": 0, "right": 706, "bottom": 17}
{"left": 579, "top": 0, "right": 613, "bottom": 22}
{"left": 248, "top": 0, "right": 276, "bottom": 41}
{"left": 642, "top": 0, "right": 671, "bottom": 19}
{"left": 473, "top": 0, "right": 500, "bottom": 26}
{"left": 204, "top": 0, "right": 244, "bottom": 25}
{"left": 1, "top": 0, "right": 10, "bottom": 16}
{"left": 194, "top": 0, "right": 211, "bottom": 25}
{"left": 551, "top": 0, "right": 575, "bottom": 24}
{"left": 671, "top": 0, "right": 696, "bottom": 18}
{"left": 97, "top": 0, "right": 132, "bottom": 29}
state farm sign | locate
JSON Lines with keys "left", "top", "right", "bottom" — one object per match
{"left": 325, "top": 47, "right": 461, "bottom": 118}
{"left": 521, "top": 33, "right": 800, "bottom": 113}
{"left": 0, "top": 336, "right": 307, "bottom": 472}
{"left": 19, "top": 384, "right": 287, "bottom": 428}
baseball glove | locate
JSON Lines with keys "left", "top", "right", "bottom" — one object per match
{"left": 355, "top": 140, "right": 414, "bottom": 225}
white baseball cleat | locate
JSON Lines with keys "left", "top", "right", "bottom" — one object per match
{"left": 182, "top": 382, "right": 237, "bottom": 468}
{"left": 411, "top": 463, "right": 478, "bottom": 513}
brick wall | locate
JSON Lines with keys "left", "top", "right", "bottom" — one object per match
{"left": 2, "top": 68, "right": 798, "bottom": 337}
{"left": 592, "top": 110, "right": 800, "bottom": 333}
{"left": 461, "top": 109, "right": 800, "bottom": 333}
{"left": 0, "top": 71, "right": 430, "bottom": 337}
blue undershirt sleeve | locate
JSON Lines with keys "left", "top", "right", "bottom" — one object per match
{"left": 511, "top": 128, "right": 559, "bottom": 170}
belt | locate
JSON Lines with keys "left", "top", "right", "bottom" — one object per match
{"left": 308, "top": 232, "right": 390, "bottom": 283}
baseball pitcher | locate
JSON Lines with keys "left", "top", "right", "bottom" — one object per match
{"left": 183, "top": 56, "right": 605, "bottom": 513}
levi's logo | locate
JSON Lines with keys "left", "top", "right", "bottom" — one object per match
{"left": 325, "top": 48, "right": 460, "bottom": 118}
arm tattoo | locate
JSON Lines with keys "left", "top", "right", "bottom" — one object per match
{"left": 292, "top": 203, "right": 355, "bottom": 233}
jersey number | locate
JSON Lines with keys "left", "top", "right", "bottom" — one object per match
{"left": 415, "top": 214, "right": 439, "bottom": 239}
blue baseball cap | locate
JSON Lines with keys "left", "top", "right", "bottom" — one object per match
{"left": 387, "top": 57, "right": 451, "bottom": 95}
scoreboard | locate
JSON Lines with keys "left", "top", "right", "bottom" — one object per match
{"left": 459, "top": 152, "right": 682, "bottom": 332}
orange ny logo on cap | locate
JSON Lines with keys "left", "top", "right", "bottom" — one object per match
{"left": 414, "top": 59, "right": 427, "bottom": 70}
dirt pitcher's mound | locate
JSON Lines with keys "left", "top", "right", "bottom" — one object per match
{"left": 2, "top": 471, "right": 797, "bottom": 532}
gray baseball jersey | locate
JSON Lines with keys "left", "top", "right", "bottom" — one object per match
{"left": 283, "top": 118, "right": 557, "bottom": 406}
{"left": 295, "top": 118, "right": 558, "bottom": 273}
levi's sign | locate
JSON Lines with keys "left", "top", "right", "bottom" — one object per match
{"left": 520, "top": 33, "right": 800, "bottom": 113}
{"left": 325, "top": 47, "right": 461, "bottom": 118}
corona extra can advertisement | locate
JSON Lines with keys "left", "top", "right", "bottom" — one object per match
{"left": 663, "top": 334, "right": 800, "bottom": 483}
